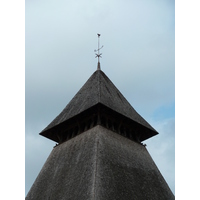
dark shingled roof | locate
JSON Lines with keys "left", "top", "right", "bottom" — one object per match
{"left": 40, "top": 70, "right": 158, "bottom": 142}
{"left": 26, "top": 126, "right": 174, "bottom": 200}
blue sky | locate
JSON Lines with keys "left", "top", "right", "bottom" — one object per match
{"left": 152, "top": 102, "right": 175, "bottom": 120}
{"left": 25, "top": 0, "right": 175, "bottom": 196}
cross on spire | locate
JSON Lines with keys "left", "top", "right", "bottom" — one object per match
{"left": 94, "top": 33, "right": 103, "bottom": 70}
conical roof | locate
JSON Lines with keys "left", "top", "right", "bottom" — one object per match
{"left": 40, "top": 70, "right": 158, "bottom": 143}
{"left": 26, "top": 126, "right": 174, "bottom": 200}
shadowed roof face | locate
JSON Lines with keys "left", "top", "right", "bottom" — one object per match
{"left": 40, "top": 70, "right": 158, "bottom": 141}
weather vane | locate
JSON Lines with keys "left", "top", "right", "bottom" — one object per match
{"left": 94, "top": 33, "right": 103, "bottom": 70}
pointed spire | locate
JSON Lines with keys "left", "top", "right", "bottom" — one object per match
{"left": 94, "top": 33, "right": 103, "bottom": 70}
{"left": 40, "top": 70, "right": 158, "bottom": 144}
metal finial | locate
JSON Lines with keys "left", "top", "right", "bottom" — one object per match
{"left": 94, "top": 33, "right": 103, "bottom": 70}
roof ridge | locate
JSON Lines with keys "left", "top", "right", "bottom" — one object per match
{"left": 98, "top": 70, "right": 101, "bottom": 102}
{"left": 92, "top": 132, "right": 99, "bottom": 199}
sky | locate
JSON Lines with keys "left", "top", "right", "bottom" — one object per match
{"left": 25, "top": 0, "right": 175, "bottom": 196}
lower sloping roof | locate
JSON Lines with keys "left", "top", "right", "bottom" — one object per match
{"left": 26, "top": 126, "right": 174, "bottom": 200}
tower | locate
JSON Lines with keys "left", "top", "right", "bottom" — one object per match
{"left": 26, "top": 67, "right": 174, "bottom": 199}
